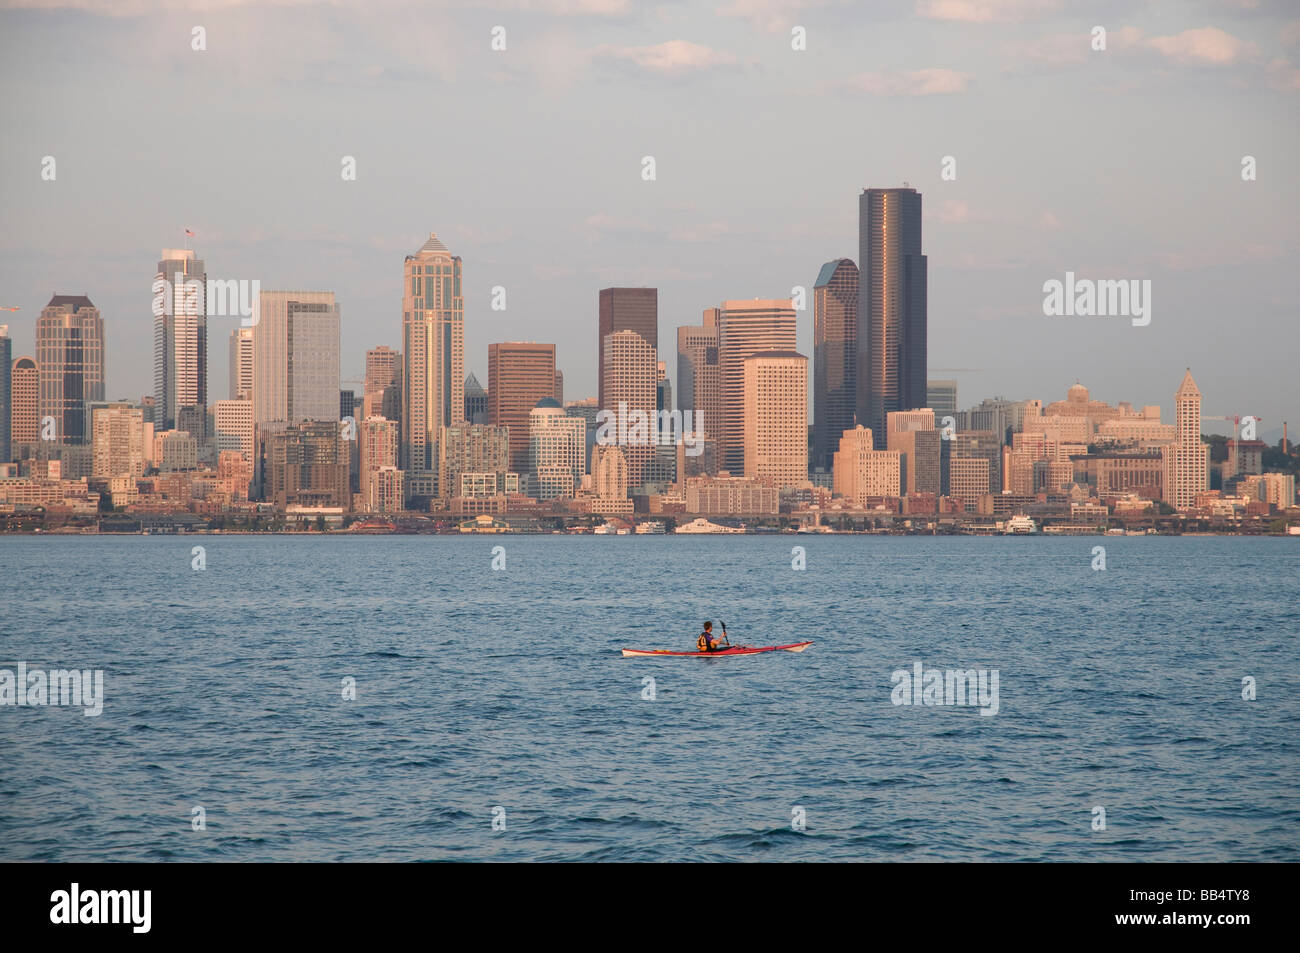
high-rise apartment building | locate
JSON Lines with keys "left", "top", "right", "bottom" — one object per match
{"left": 359, "top": 415, "right": 400, "bottom": 511}
{"left": 252, "top": 291, "right": 340, "bottom": 427}
{"left": 743, "top": 351, "right": 808, "bottom": 489}
{"left": 37, "top": 294, "right": 105, "bottom": 445}
{"left": 717, "top": 299, "right": 797, "bottom": 474}
{"left": 402, "top": 234, "right": 464, "bottom": 479}
{"left": 437, "top": 422, "right": 510, "bottom": 500}
{"left": 262, "top": 420, "right": 350, "bottom": 509}
{"left": 813, "top": 259, "right": 858, "bottom": 471}
{"left": 154, "top": 248, "right": 207, "bottom": 432}
{"left": 858, "top": 187, "right": 927, "bottom": 448}
{"left": 91, "top": 402, "right": 146, "bottom": 479}
{"left": 598, "top": 288, "right": 657, "bottom": 412}
{"left": 488, "top": 341, "right": 557, "bottom": 474}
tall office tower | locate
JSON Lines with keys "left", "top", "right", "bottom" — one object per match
{"left": 927, "top": 379, "right": 957, "bottom": 421}
{"left": 438, "top": 422, "right": 510, "bottom": 499}
{"left": 91, "top": 402, "right": 146, "bottom": 479}
{"left": 813, "top": 259, "right": 858, "bottom": 472}
{"left": 464, "top": 373, "right": 488, "bottom": 424}
{"left": 887, "top": 408, "right": 940, "bottom": 495}
{"left": 717, "top": 299, "right": 797, "bottom": 474}
{"left": 677, "top": 308, "right": 721, "bottom": 448}
{"left": 857, "top": 187, "right": 927, "bottom": 448}
{"left": 10, "top": 357, "right": 38, "bottom": 454}
{"left": 832, "top": 426, "right": 901, "bottom": 503}
{"left": 1162, "top": 369, "right": 1208, "bottom": 511}
{"left": 528, "top": 397, "right": 586, "bottom": 500}
{"left": 598, "top": 288, "right": 657, "bottom": 411}
{"left": 252, "top": 291, "right": 340, "bottom": 427}
{"left": 0, "top": 326, "right": 10, "bottom": 463}
{"left": 602, "top": 329, "right": 658, "bottom": 488}
{"left": 139, "top": 394, "right": 156, "bottom": 427}
{"left": 591, "top": 444, "right": 629, "bottom": 500}
{"left": 359, "top": 415, "right": 400, "bottom": 511}
{"left": 214, "top": 398, "right": 255, "bottom": 465}
{"left": 402, "top": 234, "right": 464, "bottom": 478}
{"left": 229, "top": 327, "right": 254, "bottom": 401}
{"left": 37, "top": 295, "right": 105, "bottom": 445}
{"left": 364, "top": 346, "right": 401, "bottom": 419}
{"left": 340, "top": 390, "right": 358, "bottom": 420}
{"left": 153, "top": 249, "right": 207, "bottom": 433}
{"left": 743, "top": 351, "right": 808, "bottom": 489}
{"left": 262, "top": 421, "right": 350, "bottom": 509}
{"left": 487, "top": 341, "right": 556, "bottom": 474}
{"left": 554, "top": 369, "right": 564, "bottom": 405}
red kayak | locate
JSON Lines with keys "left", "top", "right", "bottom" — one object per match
{"left": 620, "top": 641, "right": 812, "bottom": 658}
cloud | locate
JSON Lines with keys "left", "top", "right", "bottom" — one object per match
{"left": 916, "top": 0, "right": 1060, "bottom": 24}
{"left": 933, "top": 200, "right": 976, "bottom": 224}
{"left": 1145, "top": 26, "right": 1256, "bottom": 66}
{"left": 1038, "top": 211, "right": 1063, "bottom": 231}
{"left": 836, "top": 68, "right": 969, "bottom": 95}
{"left": 1266, "top": 57, "right": 1300, "bottom": 89}
{"left": 716, "top": 0, "right": 824, "bottom": 34}
{"left": 593, "top": 39, "right": 738, "bottom": 74}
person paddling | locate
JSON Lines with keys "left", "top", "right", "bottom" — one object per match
{"left": 696, "top": 621, "right": 729, "bottom": 653}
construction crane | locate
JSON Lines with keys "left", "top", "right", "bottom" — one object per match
{"left": 1205, "top": 414, "right": 1264, "bottom": 475}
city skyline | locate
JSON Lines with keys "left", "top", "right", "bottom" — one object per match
{"left": 1, "top": 3, "right": 1296, "bottom": 431}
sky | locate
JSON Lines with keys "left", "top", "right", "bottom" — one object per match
{"left": 0, "top": 0, "right": 1296, "bottom": 438}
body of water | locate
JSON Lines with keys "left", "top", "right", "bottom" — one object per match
{"left": 1, "top": 535, "right": 1296, "bottom": 861}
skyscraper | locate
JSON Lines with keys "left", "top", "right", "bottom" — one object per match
{"left": 252, "top": 291, "right": 340, "bottom": 428}
{"left": 153, "top": 248, "right": 207, "bottom": 432}
{"left": 743, "top": 351, "right": 808, "bottom": 489}
{"left": 927, "top": 379, "right": 957, "bottom": 421}
{"left": 0, "top": 326, "right": 10, "bottom": 463}
{"left": 858, "top": 187, "right": 927, "bottom": 448}
{"left": 813, "top": 259, "right": 858, "bottom": 471}
{"left": 488, "top": 341, "right": 556, "bottom": 474}
{"left": 598, "top": 288, "right": 657, "bottom": 412}
{"left": 10, "top": 356, "right": 38, "bottom": 455}
{"left": 677, "top": 308, "right": 720, "bottom": 441}
{"left": 364, "top": 346, "right": 401, "bottom": 420}
{"left": 402, "top": 234, "right": 464, "bottom": 479}
{"left": 229, "top": 327, "right": 253, "bottom": 401}
{"left": 1162, "top": 369, "right": 1208, "bottom": 511}
{"left": 37, "top": 294, "right": 105, "bottom": 445}
{"left": 601, "top": 329, "right": 657, "bottom": 487}
{"left": 464, "top": 372, "right": 488, "bottom": 425}
{"left": 717, "top": 299, "right": 797, "bottom": 474}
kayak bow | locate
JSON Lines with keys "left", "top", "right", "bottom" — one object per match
{"left": 620, "top": 641, "right": 812, "bottom": 658}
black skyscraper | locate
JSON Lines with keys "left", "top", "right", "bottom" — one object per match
{"left": 857, "top": 187, "right": 927, "bottom": 449}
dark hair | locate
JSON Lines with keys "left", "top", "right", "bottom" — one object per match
{"left": 703, "top": 621, "right": 712, "bottom": 629}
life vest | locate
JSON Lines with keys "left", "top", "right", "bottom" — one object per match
{"left": 697, "top": 633, "right": 711, "bottom": 652}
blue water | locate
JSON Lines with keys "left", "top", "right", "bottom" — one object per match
{"left": 0, "top": 535, "right": 1296, "bottom": 861}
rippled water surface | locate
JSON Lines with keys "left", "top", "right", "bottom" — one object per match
{"left": 1, "top": 535, "right": 1297, "bottom": 861}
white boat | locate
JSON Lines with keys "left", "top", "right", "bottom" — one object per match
{"left": 1003, "top": 514, "right": 1038, "bottom": 534}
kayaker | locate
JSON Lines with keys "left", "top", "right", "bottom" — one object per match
{"left": 697, "top": 621, "right": 728, "bottom": 652}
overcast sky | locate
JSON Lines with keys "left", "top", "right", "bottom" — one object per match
{"left": 1, "top": 0, "right": 1296, "bottom": 436}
